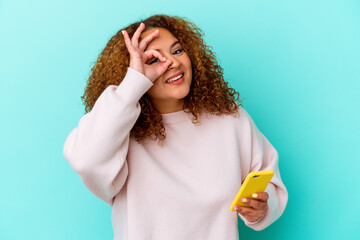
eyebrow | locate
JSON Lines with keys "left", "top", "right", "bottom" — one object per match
{"left": 153, "top": 40, "right": 180, "bottom": 52}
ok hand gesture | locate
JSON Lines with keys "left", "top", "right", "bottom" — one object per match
{"left": 122, "top": 23, "right": 172, "bottom": 82}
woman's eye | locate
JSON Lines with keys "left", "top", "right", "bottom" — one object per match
{"left": 148, "top": 58, "right": 160, "bottom": 64}
{"left": 148, "top": 49, "right": 182, "bottom": 64}
{"left": 174, "top": 48, "right": 182, "bottom": 53}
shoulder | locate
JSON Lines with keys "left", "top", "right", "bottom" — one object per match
{"left": 201, "top": 106, "right": 254, "bottom": 130}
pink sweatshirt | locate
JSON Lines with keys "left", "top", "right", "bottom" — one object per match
{"left": 63, "top": 68, "right": 288, "bottom": 240}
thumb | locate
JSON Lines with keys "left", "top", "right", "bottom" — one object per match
{"left": 155, "top": 59, "right": 172, "bottom": 76}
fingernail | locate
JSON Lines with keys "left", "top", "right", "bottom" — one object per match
{"left": 233, "top": 206, "right": 239, "bottom": 211}
{"left": 121, "top": 30, "right": 124, "bottom": 35}
{"left": 155, "top": 29, "right": 159, "bottom": 32}
{"left": 252, "top": 193, "right": 258, "bottom": 198}
{"left": 163, "top": 57, "right": 166, "bottom": 61}
{"left": 241, "top": 198, "right": 247, "bottom": 203}
{"left": 140, "top": 22, "right": 144, "bottom": 26}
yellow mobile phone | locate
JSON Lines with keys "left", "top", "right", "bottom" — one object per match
{"left": 230, "top": 170, "right": 274, "bottom": 211}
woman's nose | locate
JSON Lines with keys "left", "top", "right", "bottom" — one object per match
{"left": 167, "top": 56, "right": 179, "bottom": 69}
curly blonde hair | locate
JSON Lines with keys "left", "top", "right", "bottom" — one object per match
{"left": 82, "top": 14, "right": 242, "bottom": 142}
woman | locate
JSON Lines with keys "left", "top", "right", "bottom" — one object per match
{"left": 63, "top": 14, "right": 288, "bottom": 240}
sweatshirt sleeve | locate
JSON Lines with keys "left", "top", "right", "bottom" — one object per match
{"left": 238, "top": 108, "right": 288, "bottom": 231}
{"left": 63, "top": 68, "right": 153, "bottom": 206}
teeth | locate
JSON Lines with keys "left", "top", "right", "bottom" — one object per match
{"left": 166, "top": 74, "right": 183, "bottom": 83}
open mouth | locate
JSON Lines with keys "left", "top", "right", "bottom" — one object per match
{"left": 165, "top": 73, "right": 184, "bottom": 84}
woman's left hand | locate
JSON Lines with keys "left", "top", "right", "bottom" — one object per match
{"left": 233, "top": 192, "right": 269, "bottom": 223}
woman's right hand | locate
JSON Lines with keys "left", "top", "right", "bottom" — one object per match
{"left": 122, "top": 23, "right": 172, "bottom": 82}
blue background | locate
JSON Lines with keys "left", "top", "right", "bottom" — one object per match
{"left": 1, "top": 0, "right": 359, "bottom": 239}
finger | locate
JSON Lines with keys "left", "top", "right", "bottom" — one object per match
{"left": 251, "top": 192, "right": 269, "bottom": 202}
{"left": 154, "top": 59, "right": 173, "bottom": 75}
{"left": 143, "top": 49, "right": 166, "bottom": 64}
{"left": 237, "top": 206, "right": 265, "bottom": 218}
{"left": 236, "top": 206, "right": 255, "bottom": 216}
{"left": 241, "top": 197, "right": 268, "bottom": 210}
{"left": 131, "top": 22, "right": 145, "bottom": 48}
{"left": 139, "top": 29, "right": 159, "bottom": 51}
{"left": 237, "top": 206, "right": 265, "bottom": 222}
{"left": 149, "top": 58, "right": 172, "bottom": 81}
{"left": 122, "top": 30, "right": 136, "bottom": 55}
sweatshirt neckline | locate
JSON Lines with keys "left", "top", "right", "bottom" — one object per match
{"left": 161, "top": 110, "right": 192, "bottom": 124}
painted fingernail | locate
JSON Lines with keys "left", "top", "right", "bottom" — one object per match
{"left": 233, "top": 206, "right": 239, "bottom": 211}
{"left": 241, "top": 198, "right": 247, "bottom": 203}
{"left": 252, "top": 193, "right": 258, "bottom": 198}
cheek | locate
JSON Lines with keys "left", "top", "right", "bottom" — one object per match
{"left": 185, "top": 56, "right": 192, "bottom": 77}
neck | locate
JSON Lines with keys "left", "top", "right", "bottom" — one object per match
{"left": 151, "top": 99, "right": 185, "bottom": 114}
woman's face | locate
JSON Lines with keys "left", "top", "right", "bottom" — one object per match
{"left": 140, "top": 28, "right": 192, "bottom": 113}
